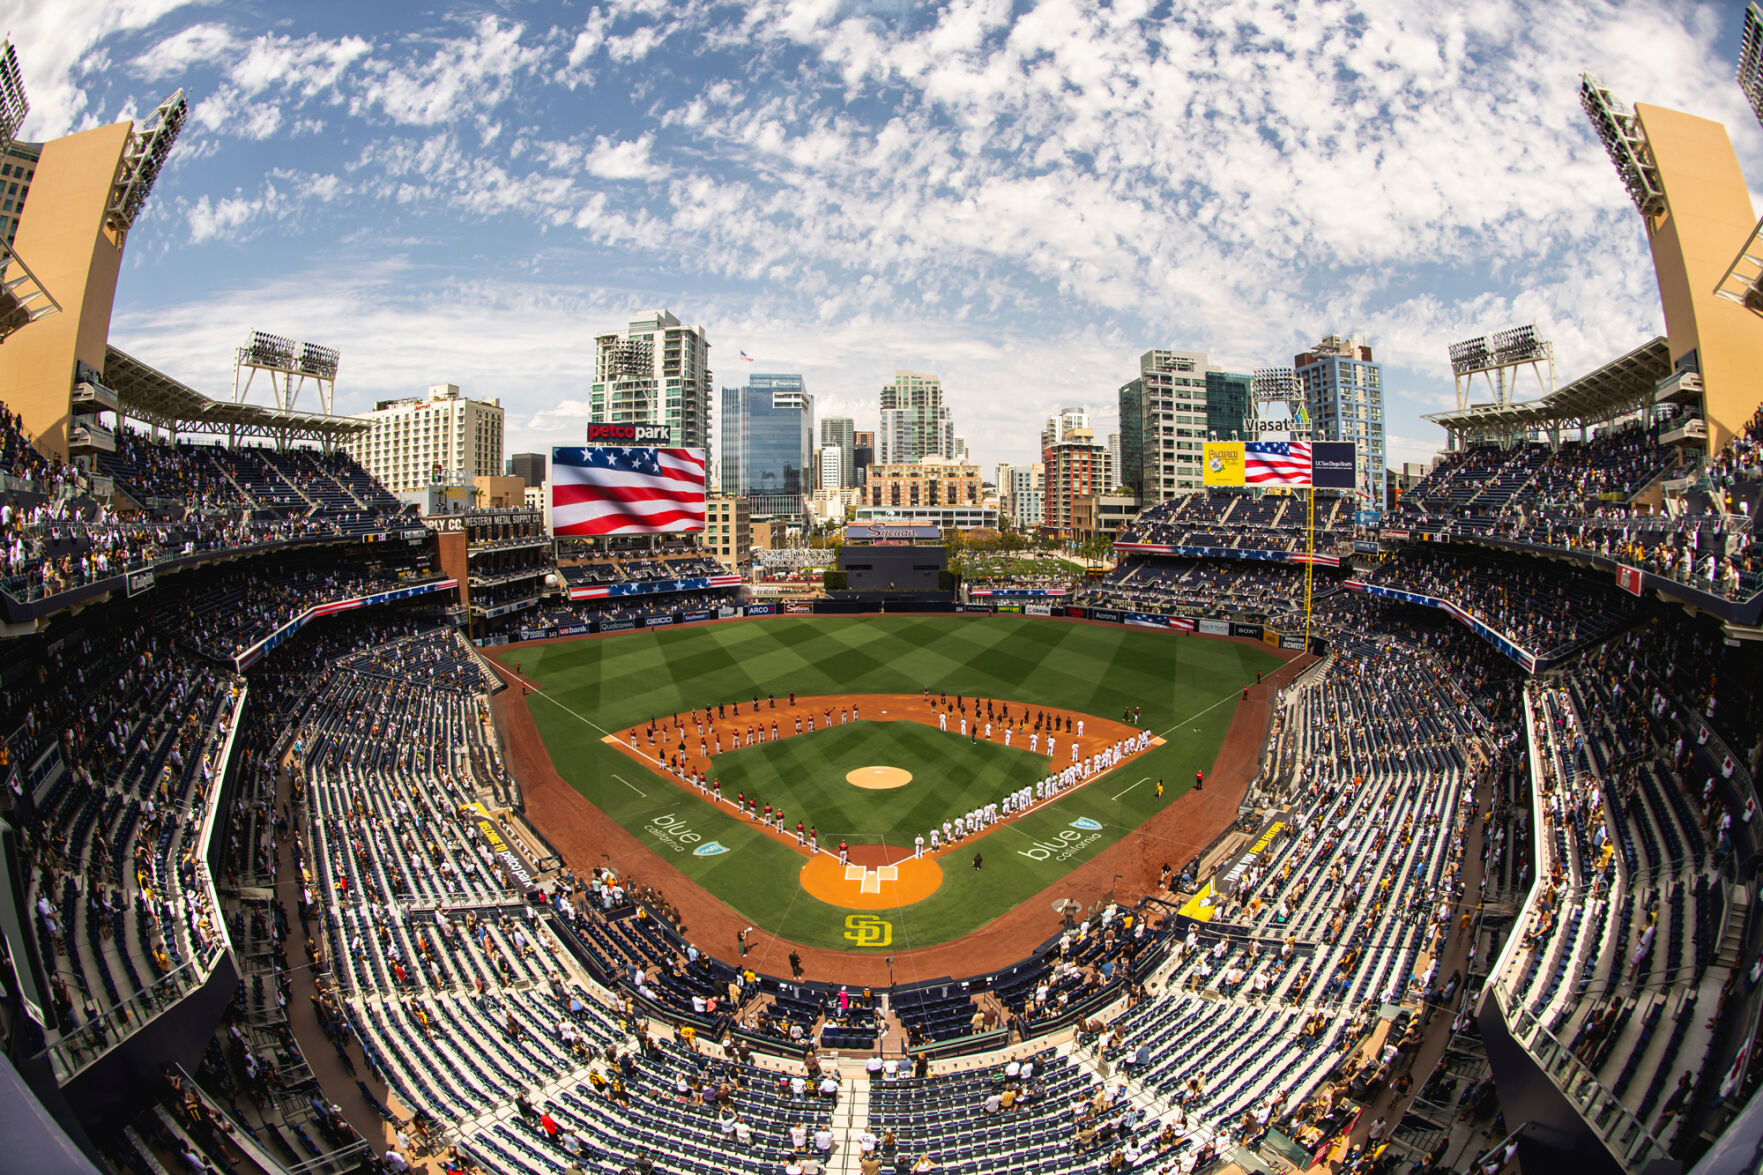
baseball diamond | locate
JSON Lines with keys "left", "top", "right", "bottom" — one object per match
{"left": 493, "top": 614, "right": 1288, "bottom": 954}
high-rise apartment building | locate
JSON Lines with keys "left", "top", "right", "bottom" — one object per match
{"left": 861, "top": 455, "right": 983, "bottom": 510}
{"left": 509, "top": 452, "right": 546, "bottom": 488}
{"left": 852, "top": 431, "right": 875, "bottom": 484}
{"left": 1041, "top": 408, "right": 1090, "bottom": 451}
{"left": 1204, "top": 371, "right": 1253, "bottom": 443}
{"left": 818, "top": 445, "right": 843, "bottom": 489}
{"left": 877, "top": 370, "right": 954, "bottom": 464}
{"left": 720, "top": 372, "right": 814, "bottom": 516}
{"left": 590, "top": 309, "right": 712, "bottom": 450}
{"left": 1118, "top": 350, "right": 1254, "bottom": 502}
{"left": 1105, "top": 433, "right": 1121, "bottom": 488}
{"left": 704, "top": 494, "right": 752, "bottom": 570}
{"left": 1042, "top": 429, "right": 1109, "bottom": 535}
{"left": 819, "top": 416, "right": 855, "bottom": 488}
{"left": 1294, "top": 334, "right": 1386, "bottom": 505}
{"left": 346, "top": 384, "right": 505, "bottom": 493}
{"left": 1009, "top": 464, "right": 1045, "bottom": 528}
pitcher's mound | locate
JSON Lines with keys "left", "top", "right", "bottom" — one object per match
{"left": 801, "top": 852, "right": 943, "bottom": 909}
{"left": 847, "top": 765, "right": 912, "bottom": 790}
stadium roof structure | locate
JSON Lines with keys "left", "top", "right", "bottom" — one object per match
{"left": 1422, "top": 336, "right": 1671, "bottom": 447}
{"left": 105, "top": 345, "right": 367, "bottom": 443}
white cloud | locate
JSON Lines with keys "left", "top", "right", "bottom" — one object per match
{"left": 352, "top": 15, "right": 544, "bottom": 126}
{"left": 582, "top": 133, "right": 664, "bottom": 180}
{"left": 3, "top": 0, "right": 198, "bottom": 136}
{"left": 31, "top": 0, "right": 1763, "bottom": 477}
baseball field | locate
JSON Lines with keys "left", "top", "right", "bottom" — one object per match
{"left": 496, "top": 615, "right": 1281, "bottom": 953}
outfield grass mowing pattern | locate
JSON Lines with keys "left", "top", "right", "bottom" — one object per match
{"left": 500, "top": 616, "right": 1281, "bottom": 952}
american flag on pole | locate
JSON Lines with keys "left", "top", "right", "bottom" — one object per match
{"left": 1244, "top": 440, "right": 1312, "bottom": 487}
{"left": 552, "top": 447, "right": 707, "bottom": 535}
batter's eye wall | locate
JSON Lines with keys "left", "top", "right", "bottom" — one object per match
{"left": 838, "top": 544, "right": 947, "bottom": 591}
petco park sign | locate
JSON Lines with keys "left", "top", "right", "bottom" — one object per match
{"left": 587, "top": 422, "right": 672, "bottom": 445}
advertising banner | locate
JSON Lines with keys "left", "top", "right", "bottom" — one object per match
{"left": 717, "top": 606, "right": 740, "bottom": 618}
{"left": 1311, "top": 441, "right": 1357, "bottom": 490}
{"left": 1025, "top": 603, "right": 1053, "bottom": 616}
{"left": 599, "top": 618, "right": 636, "bottom": 632}
{"left": 1089, "top": 608, "right": 1122, "bottom": 624}
{"left": 557, "top": 624, "right": 591, "bottom": 636}
{"left": 745, "top": 603, "right": 777, "bottom": 616}
{"left": 1198, "top": 619, "right": 1231, "bottom": 636}
{"left": 996, "top": 603, "right": 1022, "bottom": 614}
{"left": 785, "top": 601, "right": 814, "bottom": 615}
{"left": 1230, "top": 622, "right": 1264, "bottom": 640}
{"left": 1616, "top": 565, "right": 1644, "bottom": 597}
{"left": 643, "top": 615, "right": 675, "bottom": 627}
{"left": 1279, "top": 634, "right": 1307, "bottom": 650}
{"left": 682, "top": 610, "right": 714, "bottom": 623}
{"left": 569, "top": 573, "right": 743, "bottom": 602}
{"left": 1202, "top": 441, "right": 1246, "bottom": 487}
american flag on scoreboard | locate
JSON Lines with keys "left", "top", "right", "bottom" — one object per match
{"left": 1244, "top": 440, "right": 1312, "bottom": 487}
{"left": 552, "top": 447, "right": 707, "bottom": 536}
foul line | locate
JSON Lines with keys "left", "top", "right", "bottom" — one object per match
{"left": 1112, "top": 776, "right": 1151, "bottom": 801}
{"left": 610, "top": 773, "right": 646, "bottom": 796}
{"left": 1156, "top": 683, "right": 1256, "bottom": 741}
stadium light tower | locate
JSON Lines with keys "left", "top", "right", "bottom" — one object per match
{"left": 0, "top": 40, "right": 60, "bottom": 345}
{"left": 107, "top": 86, "right": 188, "bottom": 235}
{"left": 1579, "top": 74, "right": 1665, "bottom": 217}
{"left": 232, "top": 331, "right": 341, "bottom": 417}
{"left": 1447, "top": 324, "right": 1555, "bottom": 413}
{"left": 1250, "top": 367, "right": 1307, "bottom": 439}
{"left": 1715, "top": 5, "right": 1763, "bottom": 316}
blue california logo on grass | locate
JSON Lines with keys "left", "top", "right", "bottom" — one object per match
{"left": 692, "top": 841, "right": 730, "bottom": 857}
{"left": 1068, "top": 816, "right": 1102, "bottom": 831}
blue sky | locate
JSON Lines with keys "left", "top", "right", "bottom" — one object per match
{"left": 4, "top": 0, "right": 1758, "bottom": 477}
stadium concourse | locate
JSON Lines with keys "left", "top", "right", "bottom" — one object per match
{"left": 0, "top": 396, "right": 1760, "bottom": 1175}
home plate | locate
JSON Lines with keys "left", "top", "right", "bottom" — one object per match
{"left": 844, "top": 864, "right": 899, "bottom": 894}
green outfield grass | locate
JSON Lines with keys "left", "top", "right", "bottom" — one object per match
{"left": 497, "top": 615, "right": 1281, "bottom": 951}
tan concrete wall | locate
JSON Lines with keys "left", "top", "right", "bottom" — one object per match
{"left": 0, "top": 122, "right": 131, "bottom": 459}
{"left": 1637, "top": 104, "right": 1763, "bottom": 455}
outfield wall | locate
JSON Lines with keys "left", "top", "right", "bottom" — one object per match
{"left": 503, "top": 598, "right": 1326, "bottom": 655}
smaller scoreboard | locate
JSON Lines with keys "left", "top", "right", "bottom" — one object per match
{"left": 587, "top": 422, "right": 672, "bottom": 445}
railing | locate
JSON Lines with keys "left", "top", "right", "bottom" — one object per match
{"left": 41, "top": 942, "right": 227, "bottom": 1081}
{"left": 1492, "top": 989, "right": 1668, "bottom": 1171}
{"left": 1660, "top": 418, "right": 1708, "bottom": 447}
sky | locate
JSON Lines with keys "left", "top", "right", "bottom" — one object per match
{"left": 4, "top": 0, "right": 1759, "bottom": 480}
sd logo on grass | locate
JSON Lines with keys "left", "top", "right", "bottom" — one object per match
{"left": 692, "top": 841, "right": 729, "bottom": 857}
{"left": 844, "top": 914, "right": 892, "bottom": 947}
{"left": 1068, "top": 816, "right": 1103, "bottom": 831}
